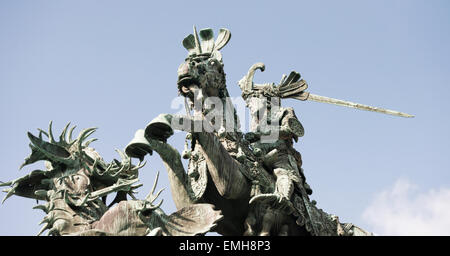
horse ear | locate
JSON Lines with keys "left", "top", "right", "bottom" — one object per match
{"left": 214, "top": 28, "right": 231, "bottom": 51}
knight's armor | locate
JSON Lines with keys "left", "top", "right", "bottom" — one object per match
{"left": 248, "top": 104, "right": 312, "bottom": 197}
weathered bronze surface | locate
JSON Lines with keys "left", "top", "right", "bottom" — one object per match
{"left": 126, "top": 27, "right": 378, "bottom": 236}
{"left": 1, "top": 26, "right": 413, "bottom": 236}
{"left": 1, "top": 122, "right": 222, "bottom": 236}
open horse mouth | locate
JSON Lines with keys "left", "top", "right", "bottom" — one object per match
{"left": 177, "top": 74, "right": 196, "bottom": 87}
{"left": 177, "top": 74, "right": 202, "bottom": 98}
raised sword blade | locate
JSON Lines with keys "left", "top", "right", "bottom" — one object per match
{"left": 306, "top": 93, "right": 414, "bottom": 118}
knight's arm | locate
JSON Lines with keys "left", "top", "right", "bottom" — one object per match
{"left": 278, "top": 108, "right": 304, "bottom": 141}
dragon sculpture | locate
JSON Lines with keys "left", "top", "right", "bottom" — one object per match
{"left": 1, "top": 122, "right": 223, "bottom": 236}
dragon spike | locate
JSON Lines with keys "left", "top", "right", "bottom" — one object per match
{"left": 2, "top": 187, "right": 16, "bottom": 204}
{"left": 150, "top": 188, "right": 165, "bottom": 204}
{"left": 147, "top": 227, "right": 163, "bottom": 236}
{"left": 128, "top": 183, "right": 143, "bottom": 199}
{"left": 101, "top": 161, "right": 120, "bottom": 177}
{"left": 116, "top": 149, "right": 130, "bottom": 163}
{"left": 193, "top": 25, "right": 202, "bottom": 54}
{"left": 38, "top": 216, "right": 49, "bottom": 226}
{"left": 48, "top": 121, "right": 56, "bottom": 144}
{"left": 68, "top": 125, "right": 77, "bottom": 143}
{"left": 83, "top": 138, "right": 98, "bottom": 147}
{"left": 26, "top": 132, "right": 72, "bottom": 166}
{"left": 76, "top": 127, "right": 97, "bottom": 153}
{"left": 131, "top": 183, "right": 144, "bottom": 190}
{"left": 128, "top": 191, "right": 137, "bottom": 200}
{"left": 47, "top": 227, "right": 59, "bottom": 236}
{"left": 60, "top": 122, "right": 71, "bottom": 144}
{"left": 131, "top": 160, "right": 147, "bottom": 172}
{"left": 106, "top": 162, "right": 123, "bottom": 177}
{"left": 0, "top": 181, "right": 12, "bottom": 187}
{"left": 146, "top": 171, "right": 160, "bottom": 201}
{"left": 114, "top": 149, "right": 131, "bottom": 173}
{"left": 19, "top": 143, "right": 41, "bottom": 170}
{"left": 34, "top": 189, "right": 48, "bottom": 199}
{"left": 146, "top": 172, "right": 165, "bottom": 205}
{"left": 103, "top": 163, "right": 113, "bottom": 175}
{"left": 111, "top": 166, "right": 126, "bottom": 177}
{"left": 149, "top": 199, "right": 164, "bottom": 210}
{"left": 37, "top": 128, "right": 49, "bottom": 139}
{"left": 92, "top": 157, "right": 99, "bottom": 170}
{"left": 37, "top": 223, "right": 50, "bottom": 236}
{"left": 80, "top": 128, "right": 97, "bottom": 142}
{"left": 33, "top": 204, "right": 49, "bottom": 213}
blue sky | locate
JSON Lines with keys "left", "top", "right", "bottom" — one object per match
{"left": 1, "top": 0, "right": 449, "bottom": 235}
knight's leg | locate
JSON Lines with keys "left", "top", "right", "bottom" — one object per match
{"left": 243, "top": 211, "right": 256, "bottom": 236}
{"left": 278, "top": 224, "right": 289, "bottom": 236}
{"left": 259, "top": 209, "right": 275, "bottom": 236}
{"left": 274, "top": 168, "right": 295, "bottom": 201}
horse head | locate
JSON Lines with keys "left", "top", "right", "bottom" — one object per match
{"left": 177, "top": 27, "right": 231, "bottom": 111}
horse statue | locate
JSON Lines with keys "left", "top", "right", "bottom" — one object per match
{"left": 125, "top": 27, "right": 371, "bottom": 236}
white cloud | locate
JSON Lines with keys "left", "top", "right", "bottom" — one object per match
{"left": 362, "top": 178, "right": 450, "bottom": 235}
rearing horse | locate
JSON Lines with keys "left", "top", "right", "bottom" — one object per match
{"left": 126, "top": 27, "right": 369, "bottom": 236}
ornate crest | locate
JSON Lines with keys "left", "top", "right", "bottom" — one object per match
{"left": 182, "top": 26, "right": 231, "bottom": 62}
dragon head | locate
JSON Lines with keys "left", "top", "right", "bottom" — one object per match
{"left": 1, "top": 122, "right": 144, "bottom": 203}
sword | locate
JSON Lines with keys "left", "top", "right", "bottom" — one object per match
{"left": 238, "top": 62, "right": 415, "bottom": 118}
{"left": 304, "top": 93, "right": 414, "bottom": 118}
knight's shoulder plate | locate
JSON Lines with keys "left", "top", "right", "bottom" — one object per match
{"left": 281, "top": 107, "right": 304, "bottom": 138}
